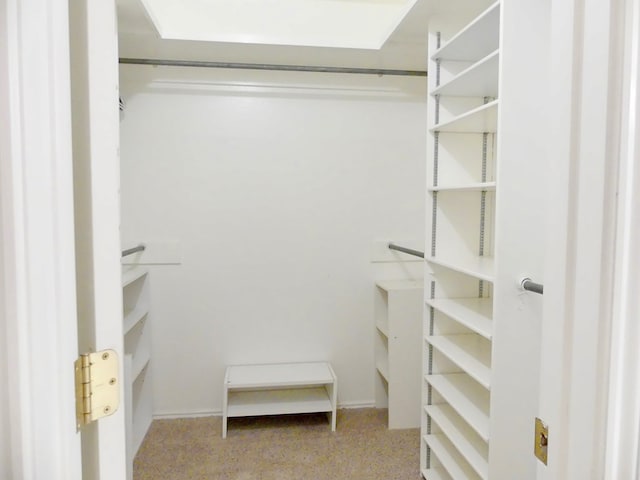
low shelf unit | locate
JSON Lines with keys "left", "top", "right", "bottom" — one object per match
{"left": 222, "top": 362, "right": 337, "bottom": 438}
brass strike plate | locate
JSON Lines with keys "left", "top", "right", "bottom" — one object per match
{"left": 75, "top": 349, "right": 119, "bottom": 430}
{"left": 534, "top": 417, "right": 549, "bottom": 465}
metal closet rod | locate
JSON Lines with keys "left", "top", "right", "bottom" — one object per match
{"left": 388, "top": 243, "right": 425, "bottom": 259}
{"left": 121, "top": 244, "right": 145, "bottom": 258}
{"left": 119, "top": 58, "right": 428, "bottom": 77}
{"left": 521, "top": 278, "right": 544, "bottom": 295}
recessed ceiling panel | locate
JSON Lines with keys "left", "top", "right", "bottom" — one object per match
{"left": 140, "top": 0, "right": 418, "bottom": 49}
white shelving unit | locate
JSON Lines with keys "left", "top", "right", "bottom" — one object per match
{"left": 422, "top": 0, "right": 551, "bottom": 477}
{"left": 374, "top": 279, "right": 423, "bottom": 429}
{"left": 222, "top": 362, "right": 337, "bottom": 438}
{"left": 422, "top": 1, "right": 499, "bottom": 478}
{"left": 122, "top": 266, "right": 152, "bottom": 479}
{"left": 430, "top": 100, "right": 499, "bottom": 134}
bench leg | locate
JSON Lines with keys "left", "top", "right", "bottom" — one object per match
{"left": 222, "top": 384, "right": 228, "bottom": 438}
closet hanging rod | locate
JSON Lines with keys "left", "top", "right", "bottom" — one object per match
{"left": 119, "top": 58, "right": 428, "bottom": 77}
{"left": 388, "top": 243, "right": 424, "bottom": 259}
{"left": 520, "top": 277, "right": 544, "bottom": 295}
{"left": 121, "top": 244, "right": 146, "bottom": 258}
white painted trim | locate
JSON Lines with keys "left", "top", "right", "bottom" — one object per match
{"left": 0, "top": 0, "right": 81, "bottom": 478}
{"left": 604, "top": 0, "right": 640, "bottom": 477}
{"left": 538, "top": 0, "right": 627, "bottom": 478}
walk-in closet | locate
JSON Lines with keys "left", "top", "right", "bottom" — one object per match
{"left": 3, "top": 0, "right": 636, "bottom": 479}
{"left": 112, "top": 0, "right": 603, "bottom": 478}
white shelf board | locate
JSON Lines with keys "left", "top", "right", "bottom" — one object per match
{"left": 425, "top": 298, "right": 493, "bottom": 340}
{"left": 123, "top": 305, "right": 148, "bottom": 335}
{"left": 376, "top": 360, "right": 389, "bottom": 382}
{"left": 376, "top": 322, "right": 389, "bottom": 338}
{"left": 426, "top": 404, "right": 489, "bottom": 480}
{"left": 432, "top": 1, "right": 500, "bottom": 62}
{"left": 426, "top": 374, "right": 490, "bottom": 441}
{"left": 376, "top": 279, "right": 424, "bottom": 291}
{"left": 428, "top": 182, "right": 496, "bottom": 193}
{"left": 422, "top": 467, "right": 452, "bottom": 480}
{"left": 225, "top": 362, "right": 335, "bottom": 389}
{"left": 431, "top": 100, "right": 498, "bottom": 133}
{"left": 227, "top": 387, "right": 332, "bottom": 417}
{"left": 425, "top": 434, "right": 482, "bottom": 480}
{"left": 426, "top": 335, "right": 491, "bottom": 389}
{"left": 122, "top": 266, "right": 147, "bottom": 288}
{"left": 432, "top": 51, "right": 500, "bottom": 97}
{"left": 427, "top": 255, "right": 495, "bottom": 282}
{"left": 132, "top": 352, "right": 150, "bottom": 382}
{"left": 131, "top": 364, "right": 152, "bottom": 456}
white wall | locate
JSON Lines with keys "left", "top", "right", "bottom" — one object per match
{"left": 119, "top": 65, "right": 426, "bottom": 416}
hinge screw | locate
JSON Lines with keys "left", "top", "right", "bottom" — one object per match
{"left": 109, "top": 378, "right": 116, "bottom": 386}
{"left": 104, "top": 406, "right": 111, "bottom": 414}
{"left": 102, "top": 352, "right": 109, "bottom": 361}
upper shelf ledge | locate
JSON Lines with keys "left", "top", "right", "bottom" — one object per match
{"left": 432, "top": 1, "right": 501, "bottom": 63}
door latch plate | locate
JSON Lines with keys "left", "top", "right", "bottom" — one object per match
{"left": 534, "top": 417, "right": 549, "bottom": 465}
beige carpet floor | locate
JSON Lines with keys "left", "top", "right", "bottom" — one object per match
{"left": 134, "top": 408, "right": 421, "bottom": 480}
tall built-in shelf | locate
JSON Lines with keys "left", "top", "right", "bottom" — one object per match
{"left": 425, "top": 434, "right": 482, "bottom": 480}
{"left": 426, "top": 335, "right": 491, "bottom": 389}
{"left": 426, "top": 254, "right": 495, "bottom": 282}
{"left": 422, "top": 1, "right": 499, "bottom": 478}
{"left": 428, "top": 182, "right": 496, "bottom": 193}
{"left": 430, "top": 1, "right": 500, "bottom": 62}
{"left": 424, "top": 298, "right": 493, "bottom": 340}
{"left": 122, "top": 266, "right": 153, "bottom": 480}
{"left": 426, "top": 404, "right": 489, "bottom": 479}
{"left": 431, "top": 51, "right": 500, "bottom": 98}
{"left": 431, "top": 100, "right": 498, "bottom": 134}
{"left": 374, "top": 279, "right": 423, "bottom": 429}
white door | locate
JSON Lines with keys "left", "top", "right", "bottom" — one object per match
{"left": 537, "top": 0, "right": 639, "bottom": 478}
{"left": 0, "top": 0, "right": 126, "bottom": 478}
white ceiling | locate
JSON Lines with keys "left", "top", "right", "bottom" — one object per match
{"left": 139, "top": 0, "right": 419, "bottom": 50}
{"left": 115, "top": 0, "right": 489, "bottom": 71}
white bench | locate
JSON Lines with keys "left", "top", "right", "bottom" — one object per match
{"left": 222, "top": 362, "right": 337, "bottom": 438}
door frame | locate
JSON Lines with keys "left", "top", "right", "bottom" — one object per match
{"left": 0, "top": 0, "right": 81, "bottom": 478}
{"left": 603, "top": 0, "right": 640, "bottom": 476}
{"left": 539, "top": 0, "right": 638, "bottom": 478}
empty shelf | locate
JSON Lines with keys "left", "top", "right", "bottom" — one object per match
{"left": 225, "top": 362, "right": 335, "bottom": 389}
{"left": 375, "top": 279, "right": 424, "bottom": 291}
{"left": 431, "top": 100, "right": 498, "bottom": 133}
{"left": 428, "top": 182, "right": 496, "bottom": 193}
{"left": 123, "top": 305, "right": 148, "bottom": 335}
{"left": 426, "top": 373, "right": 490, "bottom": 441}
{"left": 425, "top": 298, "right": 493, "bottom": 340}
{"left": 426, "top": 335, "right": 491, "bottom": 389}
{"left": 425, "top": 434, "right": 482, "bottom": 480}
{"left": 433, "top": 51, "right": 500, "bottom": 98}
{"left": 376, "top": 322, "right": 389, "bottom": 338}
{"left": 432, "top": 2, "right": 500, "bottom": 62}
{"left": 427, "top": 255, "right": 495, "bottom": 282}
{"left": 122, "top": 266, "right": 147, "bottom": 288}
{"left": 376, "top": 360, "right": 389, "bottom": 382}
{"left": 422, "top": 467, "right": 452, "bottom": 480}
{"left": 426, "top": 404, "right": 489, "bottom": 480}
{"left": 227, "top": 388, "right": 333, "bottom": 417}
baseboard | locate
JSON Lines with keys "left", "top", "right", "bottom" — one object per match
{"left": 153, "top": 410, "right": 221, "bottom": 420}
{"left": 152, "top": 400, "right": 377, "bottom": 420}
{"left": 337, "top": 400, "right": 376, "bottom": 409}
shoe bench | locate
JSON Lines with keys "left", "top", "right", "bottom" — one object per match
{"left": 222, "top": 362, "right": 337, "bottom": 438}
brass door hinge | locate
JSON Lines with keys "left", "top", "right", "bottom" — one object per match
{"left": 75, "top": 349, "right": 119, "bottom": 430}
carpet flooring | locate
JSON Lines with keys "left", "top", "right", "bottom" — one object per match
{"left": 134, "top": 408, "right": 421, "bottom": 480}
